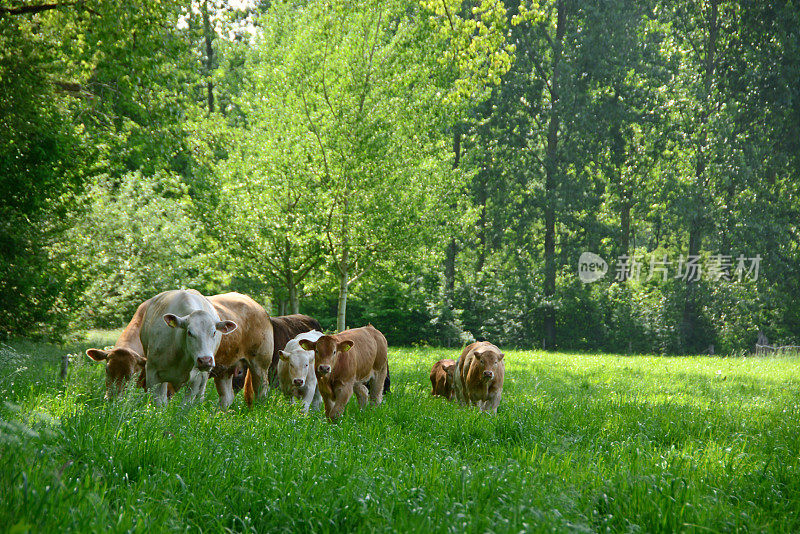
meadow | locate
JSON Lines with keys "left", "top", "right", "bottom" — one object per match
{"left": 1, "top": 332, "right": 799, "bottom": 533}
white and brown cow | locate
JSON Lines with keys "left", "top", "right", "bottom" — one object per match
{"left": 277, "top": 330, "right": 324, "bottom": 413}
{"left": 299, "top": 325, "right": 388, "bottom": 422}
{"left": 453, "top": 341, "right": 505, "bottom": 414}
{"left": 139, "top": 289, "right": 237, "bottom": 406}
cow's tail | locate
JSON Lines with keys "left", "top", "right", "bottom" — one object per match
{"left": 243, "top": 368, "right": 254, "bottom": 408}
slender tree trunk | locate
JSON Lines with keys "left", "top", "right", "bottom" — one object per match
{"left": 202, "top": 0, "right": 215, "bottom": 114}
{"left": 336, "top": 202, "right": 350, "bottom": 332}
{"left": 542, "top": 0, "right": 566, "bottom": 351}
{"left": 443, "top": 127, "right": 461, "bottom": 304}
{"left": 289, "top": 283, "right": 299, "bottom": 314}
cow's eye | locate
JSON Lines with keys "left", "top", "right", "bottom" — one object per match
{"left": 187, "top": 331, "right": 194, "bottom": 337}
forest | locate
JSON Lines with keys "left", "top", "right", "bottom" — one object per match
{"left": 2, "top": 0, "right": 799, "bottom": 354}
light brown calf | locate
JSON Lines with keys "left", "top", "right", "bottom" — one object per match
{"left": 299, "top": 325, "right": 388, "bottom": 422}
{"left": 453, "top": 341, "right": 505, "bottom": 414}
{"left": 86, "top": 297, "right": 152, "bottom": 399}
{"left": 430, "top": 359, "right": 456, "bottom": 400}
{"left": 208, "top": 292, "right": 274, "bottom": 409}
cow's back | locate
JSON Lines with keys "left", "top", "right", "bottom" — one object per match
{"left": 209, "top": 293, "right": 272, "bottom": 367}
{"left": 116, "top": 296, "right": 153, "bottom": 355}
{"left": 335, "top": 325, "right": 386, "bottom": 382}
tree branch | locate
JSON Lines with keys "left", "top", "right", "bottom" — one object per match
{"left": 0, "top": 2, "right": 97, "bottom": 16}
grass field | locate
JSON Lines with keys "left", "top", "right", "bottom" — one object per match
{"left": 1, "top": 332, "right": 799, "bottom": 533}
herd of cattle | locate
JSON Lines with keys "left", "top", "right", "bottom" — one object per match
{"left": 85, "top": 289, "right": 506, "bottom": 420}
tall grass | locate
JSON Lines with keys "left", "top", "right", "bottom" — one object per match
{"left": 1, "top": 335, "right": 799, "bottom": 532}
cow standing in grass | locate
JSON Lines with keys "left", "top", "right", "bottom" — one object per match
{"left": 266, "top": 314, "right": 322, "bottom": 386}
{"left": 140, "top": 289, "right": 237, "bottom": 406}
{"left": 430, "top": 359, "right": 456, "bottom": 400}
{"left": 86, "top": 297, "right": 153, "bottom": 399}
{"left": 277, "top": 330, "right": 324, "bottom": 413}
{"left": 453, "top": 341, "right": 505, "bottom": 414}
{"left": 207, "top": 293, "right": 274, "bottom": 409}
{"left": 299, "top": 325, "right": 388, "bottom": 422}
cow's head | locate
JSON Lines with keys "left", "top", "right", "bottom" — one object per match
{"left": 298, "top": 335, "right": 353, "bottom": 378}
{"left": 163, "top": 311, "right": 237, "bottom": 371}
{"left": 86, "top": 346, "right": 146, "bottom": 400}
{"left": 279, "top": 342, "right": 314, "bottom": 389}
{"left": 473, "top": 346, "right": 504, "bottom": 382}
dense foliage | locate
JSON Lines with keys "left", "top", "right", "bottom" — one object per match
{"left": 1, "top": 0, "right": 798, "bottom": 353}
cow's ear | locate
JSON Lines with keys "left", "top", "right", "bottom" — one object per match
{"left": 216, "top": 320, "right": 238, "bottom": 335}
{"left": 498, "top": 352, "right": 505, "bottom": 361}
{"left": 298, "top": 339, "right": 316, "bottom": 351}
{"left": 279, "top": 350, "right": 290, "bottom": 362}
{"left": 86, "top": 349, "right": 109, "bottom": 362}
{"left": 338, "top": 340, "right": 354, "bottom": 353}
{"left": 163, "top": 314, "right": 186, "bottom": 329}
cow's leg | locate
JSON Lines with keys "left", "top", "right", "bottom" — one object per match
{"left": 214, "top": 372, "right": 235, "bottom": 410}
{"left": 353, "top": 382, "right": 369, "bottom": 408}
{"left": 248, "top": 362, "right": 269, "bottom": 403}
{"left": 146, "top": 365, "right": 169, "bottom": 407}
{"left": 327, "top": 383, "right": 353, "bottom": 422}
{"left": 309, "top": 387, "right": 322, "bottom": 413}
{"left": 369, "top": 365, "right": 388, "bottom": 406}
{"left": 184, "top": 369, "right": 208, "bottom": 405}
{"left": 483, "top": 391, "right": 501, "bottom": 414}
{"left": 300, "top": 387, "right": 316, "bottom": 413}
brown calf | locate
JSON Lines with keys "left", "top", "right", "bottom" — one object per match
{"left": 299, "top": 325, "right": 388, "bottom": 422}
{"left": 86, "top": 298, "right": 152, "bottom": 399}
{"left": 430, "top": 359, "right": 456, "bottom": 400}
{"left": 208, "top": 293, "right": 274, "bottom": 409}
{"left": 453, "top": 341, "right": 505, "bottom": 414}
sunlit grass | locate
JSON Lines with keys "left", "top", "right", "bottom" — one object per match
{"left": 1, "top": 337, "right": 799, "bottom": 532}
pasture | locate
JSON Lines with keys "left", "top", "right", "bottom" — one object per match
{"left": 1, "top": 332, "right": 799, "bottom": 533}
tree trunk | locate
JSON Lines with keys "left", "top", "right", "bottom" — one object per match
{"left": 542, "top": 0, "right": 566, "bottom": 351}
{"left": 289, "top": 283, "right": 299, "bottom": 314}
{"left": 203, "top": 1, "right": 215, "bottom": 114}
{"left": 443, "top": 127, "right": 462, "bottom": 304}
{"left": 337, "top": 267, "right": 348, "bottom": 332}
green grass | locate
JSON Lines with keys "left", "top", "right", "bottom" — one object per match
{"left": 2, "top": 333, "right": 800, "bottom": 532}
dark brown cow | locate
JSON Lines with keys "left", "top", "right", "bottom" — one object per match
{"left": 430, "top": 359, "right": 456, "bottom": 400}
{"left": 86, "top": 298, "right": 152, "bottom": 399}
{"left": 207, "top": 293, "right": 274, "bottom": 409}
{"left": 299, "top": 325, "right": 388, "bottom": 422}
{"left": 453, "top": 341, "right": 505, "bottom": 414}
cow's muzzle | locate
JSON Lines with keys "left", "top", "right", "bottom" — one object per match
{"left": 197, "top": 356, "right": 214, "bottom": 371}
{"left": 317, "top": 364, "right": 331, "bottom": 376}
{"left": 292, "top": 378, "right": 304, "bottom": 387}
{"left": 483, "top": 370, "right": 494, "bottom": 380}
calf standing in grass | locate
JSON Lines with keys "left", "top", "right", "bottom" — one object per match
{"left": 453, "top": 341, "right": 505, "bottom": 414}
{"left": 299, "top": 325, "right": 388, "bottom": 422}
{"left": 430, "top": 359, "right": 457, "bottom": 400}
{"left": 86, "top": 297, "right": 152, "bottom": 399}
{"left": 277, "top": 330, "right": 324, "bottom": 413}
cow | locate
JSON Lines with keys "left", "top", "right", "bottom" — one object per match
{"left": 139, "top": 289, "right": 237, "bottom": 406}
{"left": 298, "top": 324, "right": 388, "bottom": 422}
{"left": 453, "top": 341, "right": 505, "bottom": 414}
{"left": 430, "top": 358, "right": 457, "bottom": 400}
{"left": 267, "top": 314, "right": 322, "bottom": 387}
{"left": 207, "top": 292, "right": 274, "bottom": 409}
{"left": 86, "top": 297, "right": 152, "bottom": 399}
{"left": 277, "top": 330, "right": 324, "bottom": 413}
